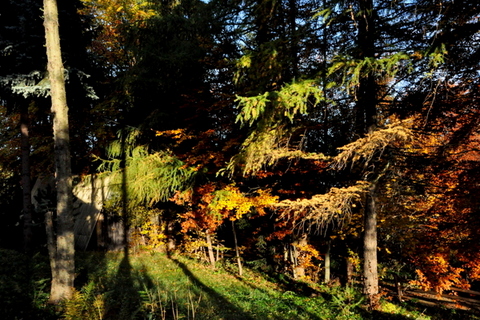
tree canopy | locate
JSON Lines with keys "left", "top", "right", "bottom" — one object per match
{"left": 0, "top": 0, "right": 479, "bottom": 307}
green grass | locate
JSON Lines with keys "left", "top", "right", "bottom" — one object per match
{"left": 2, "top": 248, "right": 480, "bottom": 320}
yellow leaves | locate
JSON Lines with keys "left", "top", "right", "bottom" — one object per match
{"left": 293, "top": 243, "right": 322, "bottom": 272}
{"left": 155, "top": 128, "right": 187, "bottom": 139}
{"left": 209, "top": 185, "right": 278, "bottom": 221}
{"left": 131, "top": 219, "right": 166, "bottom": 250}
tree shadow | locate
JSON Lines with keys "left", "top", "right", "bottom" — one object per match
{"left": 166, "top": 254, "right": 255, "bottom": 319}
{"left": 167, "top": 253, "right": 326, "bottom": 320}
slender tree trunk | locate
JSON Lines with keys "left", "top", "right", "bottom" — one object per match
{"left": 232, "top": 220, "right": 243, "bottom": 276}
{"left": 205, "top": 231, "right": 216, "bottom": 268}
{"left": 44, "top": 0, "right": 75, "bottom": 303}
{"left": 20, "top": 102, "right": 33, "bottom": 252}
{"left": 324, "top": 240, "right": 331, "bottom": 283}
{"left": 292, "top": 233, "right": 307, "bottom": 279}
{"left": 346, "top": 256, "right": 354, "bottom": 285}
{"left": 45, "top": 210, "right": 57, "bottom": 280}
{"left": 363, "top": 184, "right": 379, "bottom": 307}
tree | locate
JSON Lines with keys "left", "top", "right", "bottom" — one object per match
{"left": 43, "top": 0, "right": 75, "bottom": 303}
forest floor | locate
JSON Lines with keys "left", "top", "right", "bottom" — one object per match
{"left": 2, "top": 248, "right": 480, "bottom": 320}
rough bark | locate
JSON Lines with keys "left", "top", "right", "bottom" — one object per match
{"left": 356, "top": 0, "right": 379, "bottom": 308}
{"left": 20, "top": 102, "right": 33, "bottom": 252}
{"left": 43, "top": 0, "right": 75, "bottom": 303}
{"left": 363, "top": 185, "right": 379, "bottom": 307}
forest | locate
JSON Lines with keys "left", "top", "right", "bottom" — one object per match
{"left": 0, "top": 0, "right": 479, "bottom": 319}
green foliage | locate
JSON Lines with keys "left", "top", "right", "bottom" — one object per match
{"left": 224, "top": 79, "right": 328, "bottom": 176}
{"left": 96, "top": 128, "right": 199, "bottom": 208}
{"left": 236, "top": 79, "right": 324, "bottom": 127}
{"left": 328, "top": 285, "right": 365, "bottom": 319}
{"left": 2, "top": 251, "right": 479, "bottom": 319}
{"left": 0, "top": 249, "right": 57, "bottom": 319}
{"left": 63, "top": 281, "right": 106, "bottom": 320}
{"left": 327, "top": 52, "right": 412, "bottom": 93}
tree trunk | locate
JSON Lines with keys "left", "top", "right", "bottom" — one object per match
{"left": 355, "top": 0, "right": 379, "bottom": 308}
{"left": 44, "top": 0, "right": 75, "bottom": 303}
{"left": 363, "top": 185, "right": 379, "bottom": 308}
{"left": 232, "top": 220, "right": 243, "bottom": 276}
{"left": 20, "top": 102, "right": 33, "bottom": 252}
{"left": 346, "top": 256, "right": 354, "bottom": 285}
{"left": 324, "top": 240, "right": 331, "bottom": 283}
{"left": 292, "top": 233, "right": 307, "bottom": 279}
{"left": 356, "top": 0, "right": 377, "bottom": 135}
{"left": 205, "top": 231, "right": 216, "bottom": 268}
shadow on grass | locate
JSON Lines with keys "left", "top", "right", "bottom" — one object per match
{"left": 75, "top": 246, "right": 159, "bottom": 320}
{"left": 167, "top": 255, "right": 255, "bottom": 320}
{"left": 173, "top": 257, "right": 324, "bottom": 320}
{"left": 105, "top": 249, "right": 152, "bottom": 319}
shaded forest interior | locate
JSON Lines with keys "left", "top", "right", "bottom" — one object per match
{"left": 0, "top": 0, "right": 479, "bottom": 318}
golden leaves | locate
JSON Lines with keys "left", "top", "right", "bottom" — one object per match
{"left": 333, "top": 119, "right": 414, "bottom": 170}
{"left": 209, "top": 185, "right": 278, "bottom": 221}
{"left": 275, "top": 181, "right": 370, "bottom": 232}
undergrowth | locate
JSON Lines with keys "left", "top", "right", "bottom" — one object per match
{"left": 1, "top": 249, "right": 480, "bottom": 319}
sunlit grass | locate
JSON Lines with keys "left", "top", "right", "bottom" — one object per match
{"left": 2, "top": 249, "right": 480, "bottom": 319}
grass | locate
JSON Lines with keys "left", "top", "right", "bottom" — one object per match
{"left": 1, "top": 248, "right": 480, "bottom": 319}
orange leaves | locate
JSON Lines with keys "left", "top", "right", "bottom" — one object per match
{"left": 180, "top": 183, "right": 278, "bottom": 234}
{"left": 410, "top": 253, "right": 467, "bottom": 293}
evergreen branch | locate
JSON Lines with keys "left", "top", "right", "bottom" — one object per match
{"left": 275, "top": 181, "right": 370, "bottom": 233}
{"left": 333, "top": 119, "right": 415, "bottom": 170}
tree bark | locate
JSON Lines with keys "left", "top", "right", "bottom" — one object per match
{"left": 355, "top": 0, "right": 379, "bottom": 308}
{"left": 43, "top": 0, "right": 75, "bottom": 303}
{"left": 363, "top": 185, "right": 379, "bottom": 307}
{"left": 292, "top": 233, "right": 307, "bottom": 279}
{"left": 324, "top": 240, "right": 331, "bottom": 283}
{"left": 20, "top": 102, "right": 33, "bottom": 252}
{"left": 232, "top": 220, "right": 243, "bottom": 276}
{"left": 205, "top": 231, "right": 216, "bottom": 268}
{"left": 355, "top": 0, "right": 377, "bottom": 135}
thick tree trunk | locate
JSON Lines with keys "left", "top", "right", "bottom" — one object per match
{"left": 44, "top": 0, "right": 75, "bottom": 303}
{"left": 363, "top": 185, "right": 379, "bottom": 307}
{"left": 355, "top": 0, "right": 379, "bottom": 308}
{"left": 20, "top": 102, "right": 33, "bottom": 252}
{"left": 356, "top": 0, "right": 377, "bottom": 135}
